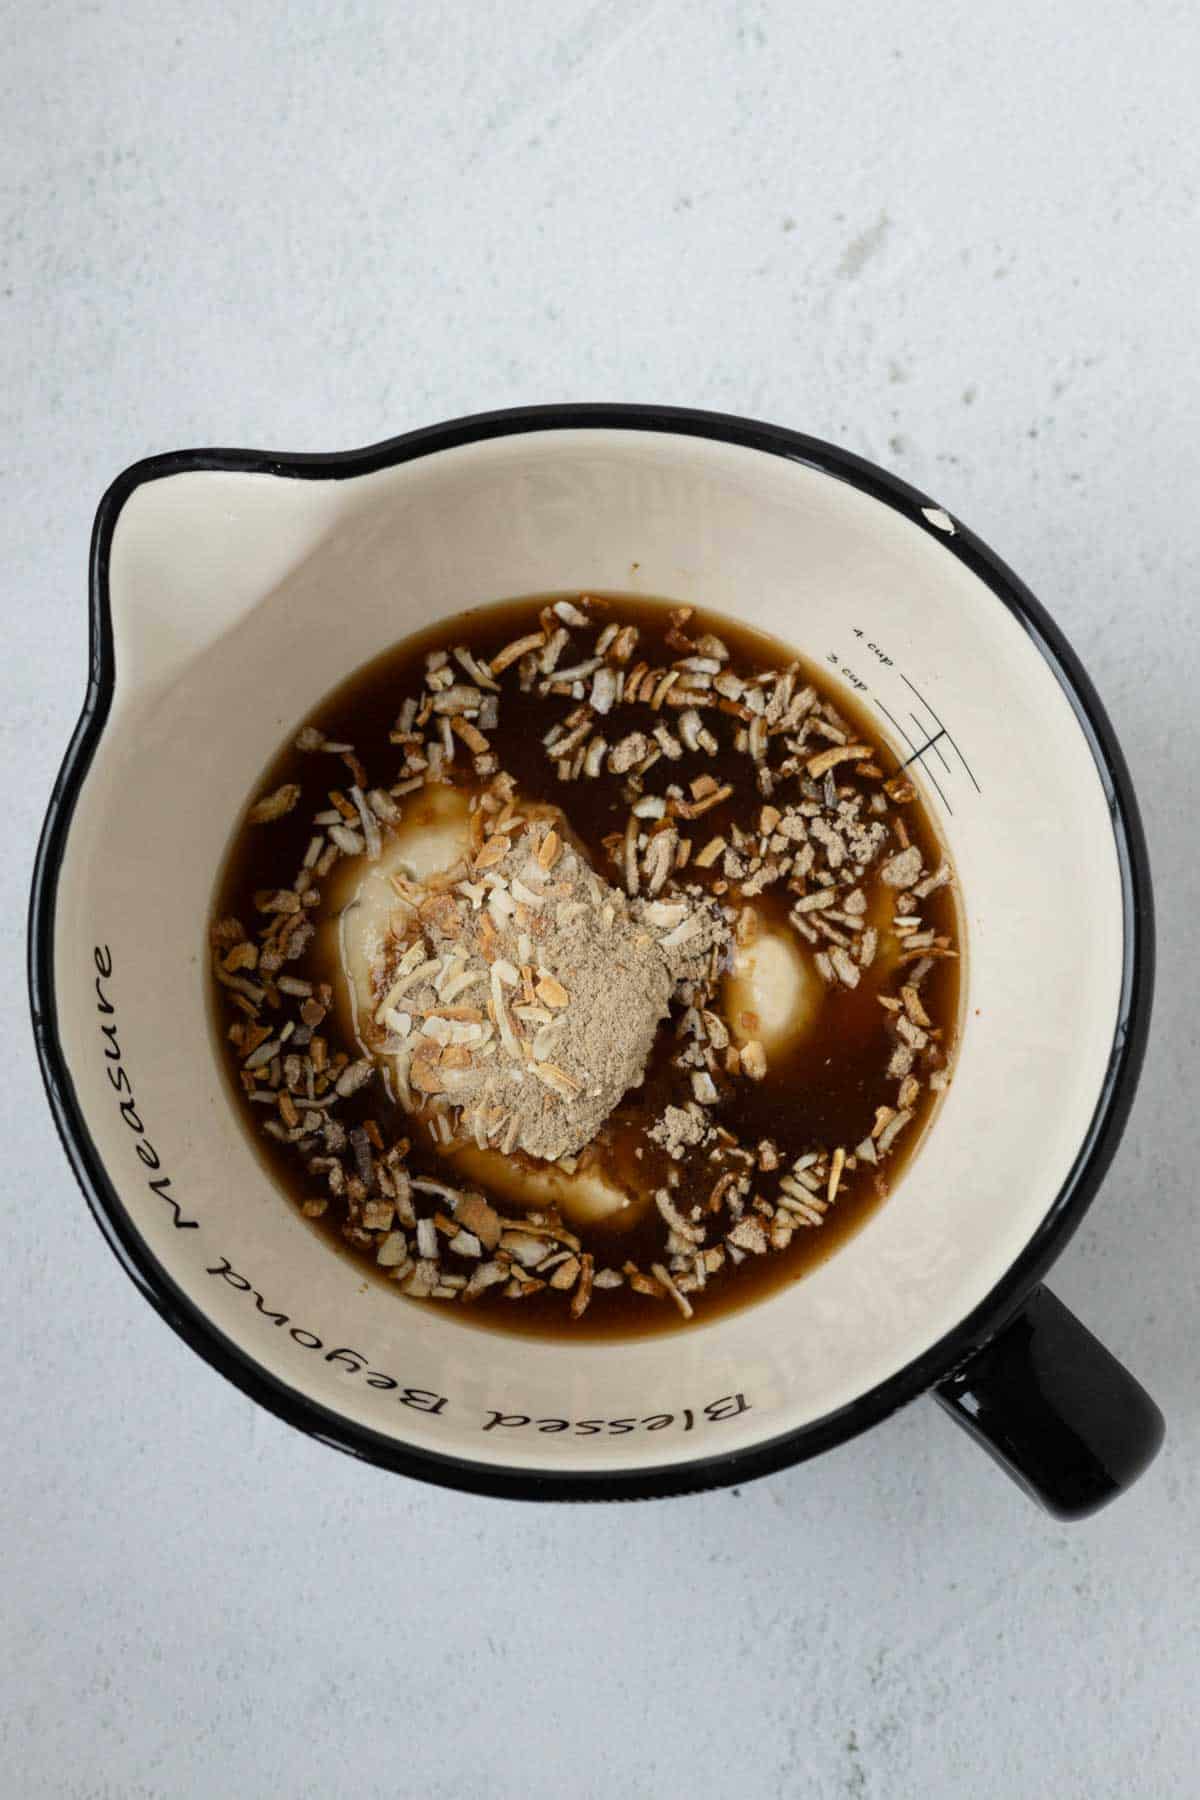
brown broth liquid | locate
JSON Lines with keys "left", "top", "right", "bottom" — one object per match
{"left": 211, "top": 594, "right": 962, "bottom": 1339}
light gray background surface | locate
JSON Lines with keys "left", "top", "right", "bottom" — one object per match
{"left": 3, "top": 4, "right": 1198, "bottom": 1795}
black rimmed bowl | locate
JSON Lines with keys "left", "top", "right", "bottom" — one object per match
{"left": 29, "top": 405, "right": 1160, "bottom": 1515}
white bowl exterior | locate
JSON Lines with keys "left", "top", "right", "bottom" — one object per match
{"left": 51, "top": 432, "right": 1124, "bottom": 1473}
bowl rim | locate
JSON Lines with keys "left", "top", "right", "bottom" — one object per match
{"left": 27, "top": 403, "right": 1155, "bottom": 1501}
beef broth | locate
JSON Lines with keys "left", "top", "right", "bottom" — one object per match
{"left": 210, "top": 593, "right": 962, "bottom": 1339}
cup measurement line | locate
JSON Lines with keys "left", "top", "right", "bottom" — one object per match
{"left": 875, "top": 700, "right": 954, "bottom": 815}
{"left": 908, "top": 713, "right": 954, "bottom": 776}
{"left": 900, "top": 673, "right": 982, "bottom": 794}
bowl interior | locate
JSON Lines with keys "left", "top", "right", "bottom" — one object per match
{"left": 47, "top": 428, "right": 1124, "bottom": 1477}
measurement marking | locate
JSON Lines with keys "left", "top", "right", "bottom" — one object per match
{"left": 900, "top": 673, "right": 982, "bottom": 793}
{"left": 903, "top": 724, "right": 949, "bottom": 772}
{"left": 876, "top": 701, "right": 917, "bottom": 754}
{"left": 908, "top": 713, "right": 953, "bottom": 775}
{"left": 876, "top": 701, "right": 917, "bottom": 759}
{"left": 876, "top": 701, "right": 953, "bottom": 814}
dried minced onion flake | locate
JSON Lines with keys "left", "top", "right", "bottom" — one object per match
{"left": 329, "top": 823, "right": 365, "bottom": 855}
{"left": 655, "top": 1189, "right": 705, "bottom": 1245}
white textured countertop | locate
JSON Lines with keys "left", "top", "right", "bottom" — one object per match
{"left": 3, "top": 3, "right": 1198, "bottom": 1794}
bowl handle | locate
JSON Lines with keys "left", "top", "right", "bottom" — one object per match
{"left": 934, "top": 1286, "right": 1163, "bottom": 1519}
